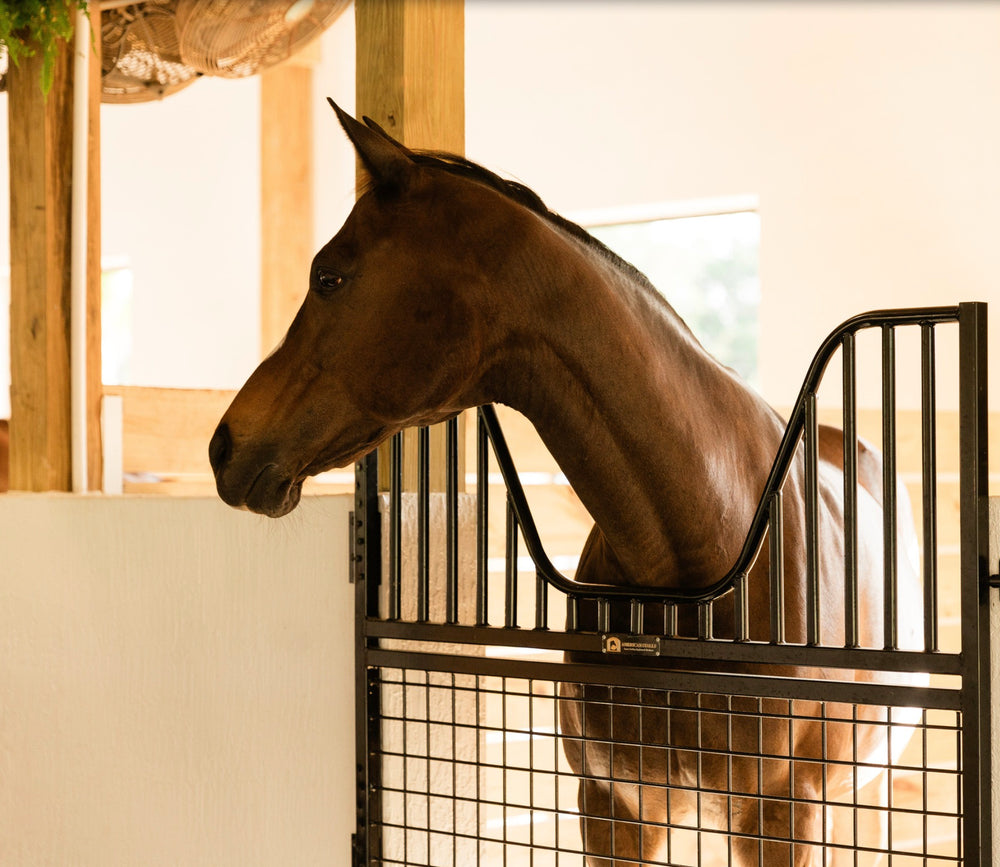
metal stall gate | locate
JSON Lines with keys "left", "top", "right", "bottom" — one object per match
{"left": 351, "top": 303, "right": 991, "bottom": 866}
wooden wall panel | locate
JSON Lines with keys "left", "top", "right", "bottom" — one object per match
{"left": 260, "top": 61, "right": 314, "bottom": 356}
{"left": 356, "top": 0, "right": 465, "bottom": 491}
{"left": 7, "top": 10, "right": 101, "bottom": 491}
{"left": 8, "top": 45, "right": 73, "bottom": 490}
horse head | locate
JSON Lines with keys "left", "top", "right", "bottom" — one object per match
{"left": 210, "top": 101, "right": 514, "bottom": 516}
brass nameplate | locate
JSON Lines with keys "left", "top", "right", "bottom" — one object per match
{"left": 602, "top": 634, "right": 661, "bottom": 656}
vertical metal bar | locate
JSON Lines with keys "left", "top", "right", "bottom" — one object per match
{"left": 598, "top": 598, "right": 611, "bottom": 633}
{"left": 417, "top": 427, "right": 430, "bottom": 623}
{"left": 535, "top": 571, "right": 548, "bottom": 630}
{"left": 733, "top": 573, "right": 749, "bottom": 642}
{"left": 423, "top": 675, "right": 431, "bottom": 857}
{"left": 921, "top": 324, "right": 939, "bottom": 653}
{"left": 476, "top": 410, "right": 489, "bottom": 627}
{"left": 388, "top": 433, "right": 403, "bottom": 621}
{"left": 842, "top": 332, "right": 860, "bottom": 648}
{"left": 630, "top": 599, "right": 643, "bottom": 635}
{"left": 882, "top": 325, "right": 898, "bottom": 650}
{"left": 804, "top": 392, "right": 821, "bottom": 645}
{"left": 445, "top": 417, "right": 459, "bottom": 625}
{"left": 401, "top": 671, "right": 409, "bottom": 865}
{"left": 957, "top": 302, "right": 990, "bottom": 865}
{"left": 353, "top": 452, "right": 382, "bottom": 866}
{"left": 698, "top": 602, "right": 713, "bottom": 640}
{"left": 664, "top": 604, "right": 678, "bottom": 638}
{"left": 528, "top": 678, "right": 535, "bottom": 854}
{"left": 567, "top": 596, "right": 579, "bottom": 631}
{"left": 505, "top": 495, "right": 518, "bottom": 629}
{"left": 450, "top": 673, "right": 458, "bottom": 866}
{"left": 769, "top": 490, "right": 785, "bottom": 645}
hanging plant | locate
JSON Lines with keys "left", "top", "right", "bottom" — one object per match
{"left": 0, "top": 1, "right": 90, "bottom": 95}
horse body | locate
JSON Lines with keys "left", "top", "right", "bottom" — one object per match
{"left": 210, "top": 102, "right": 921, "bottom": 866}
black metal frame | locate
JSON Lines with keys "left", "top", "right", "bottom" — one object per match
{"left": 351, "top": 302, "right": 991, "bottom": 865}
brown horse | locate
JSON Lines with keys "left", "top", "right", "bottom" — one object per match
{"left": 210, "top": 102, "right": 921, "bottom": 865}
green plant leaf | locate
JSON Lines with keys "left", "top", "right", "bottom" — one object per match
{"left": 0, "top": 0, "right": 91, "bottom": 95}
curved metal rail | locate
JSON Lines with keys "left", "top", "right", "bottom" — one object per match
{"left": 479, "top": 305, "right": 962, "bottom": 605}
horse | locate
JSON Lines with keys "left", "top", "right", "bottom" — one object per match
{"left": 209, "top": 101, "right": 922, "bottom": 866}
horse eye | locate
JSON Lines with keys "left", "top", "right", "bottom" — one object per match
{"left": 316, "top": 270, "right": 344, "bottom": 293}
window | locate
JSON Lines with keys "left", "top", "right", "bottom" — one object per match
{"left": 101, "top": 256, "right": 134, "bottom": 386}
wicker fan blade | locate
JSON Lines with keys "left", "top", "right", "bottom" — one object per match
{"left": 101, "top": 0, "right": 199, "bottom": 103}
{"left": 175, "top": 0, "right": 350, "bottom": 78}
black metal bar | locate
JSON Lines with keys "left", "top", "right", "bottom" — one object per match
{"left": 882, "top": 325, "right": 898, "bottom": 650}
{"left": 388, "top": 433, "right": 402, "bottom": 621}
{"left": 535, "top": 571, "right": 548, "bottom": 630}
{"left": 769, "top": 490, "right": 785, "bottom": 645}
{"left": 417, "top": 427, "right": 430, "bottom": 623}
{"left": 445, "top": 417, "right": 459, "bottom": 625}
{"left": 598, "top": 598, "right": 610, "bottom": 633}
{"left": 920, "top": 324, "right": 939, "bottom": 653}
{"left": 804, "top": 391, "right": 821, "bottom": 646}
{"left": 476, "top": 412, "right": 489, "bottom": 627}
{"left": 842, "top": 332, "right": 859, "bottom": 648}
{"left": 664, "top": 604, "right": 677, "bottom": 638}
{"left": 504, "top": 496, "right": 518, "bottom": 629}
{"left": 630, "top": 598, "right": 643, "bottom": 635}
{"left": 698, "top": 602, "right": 713, "bottom": 640}
{"left": 567, "top": 596, "right": 579, "bottom": 631}
{"left": 733, "top": 573, "right": 749, "bottom": 642}
{"left": 354, "top": 452, "right": 382, "bottom": 867}
{"left": 364, "top": 619, "right": 965, "bottom": 675}
{"left": 957, "top": 301, "right": 990, "bottom": 864}
{"left": 366, "top": 647, "right": 964, "bottom": 710}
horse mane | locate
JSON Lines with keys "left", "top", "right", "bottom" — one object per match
{"left": 368, "top": 148, "right": 662, "bottom": 297}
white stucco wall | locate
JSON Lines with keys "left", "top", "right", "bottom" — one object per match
{"left": 0, "top": 494, "right": 355, "bottom": 866}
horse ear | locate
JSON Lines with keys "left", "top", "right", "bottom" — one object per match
{"left": 328, "top": 98, "right": 413, "bottom": 188}
{"left": 362, "top": 115, "right": 413, "bottom": 152}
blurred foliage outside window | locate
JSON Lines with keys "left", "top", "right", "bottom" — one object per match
{"left": 589, "top": 210, "right": 760, "bottom": 388}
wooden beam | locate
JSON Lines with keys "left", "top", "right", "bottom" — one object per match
{"left": 7, "top": 9, "right": 101, "bottom": 491}
{"left": 103, "top": 386, "right": 235, "bottom": 477}
{"left": 357, "top": 0, "right": 465, "bottom": 153}
{"left": 260, "top": 61, "right": 315, "bottom": 355}
{"left": 86, "top": 1, "right": 103, "bottom": 491}
{"left": 356, "top": 0, "right": 465, "bottom": 491}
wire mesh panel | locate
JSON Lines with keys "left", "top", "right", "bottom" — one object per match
{"left": 367, "top": 664, "right": 963, "bottom": 866}
{"left": 352, "top": 303, "right": 990, "bottom": 866}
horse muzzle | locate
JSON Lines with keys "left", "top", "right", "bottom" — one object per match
{"left": 209, "top": 422, "right": 303, "bottom": 518}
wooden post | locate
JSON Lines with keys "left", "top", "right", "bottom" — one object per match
{"left": 260, "top": 56, "right": 315, "bottom": 356}
{"left": 356, "top": 0, "right": 465, "bottom": 491}
{"left": 7, "top": 7, "right": 102, "bottom": 491}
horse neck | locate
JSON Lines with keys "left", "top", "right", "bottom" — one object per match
{"left": 493, "top": 228, "right": 783, "bottom": 590}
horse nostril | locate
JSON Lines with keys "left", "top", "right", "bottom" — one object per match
{"left": 209, "top": 423, "right": 232, "bottom": 475}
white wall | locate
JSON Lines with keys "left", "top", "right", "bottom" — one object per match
{"left": 0, "top": 494, "right": 356, "bottom": 866}
{"left": 100, "top": 77, "right": 262, "bottom": 389}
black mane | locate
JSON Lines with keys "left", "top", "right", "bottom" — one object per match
{"left": 407, "top": 150, "right": 659, "bottom": 294}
